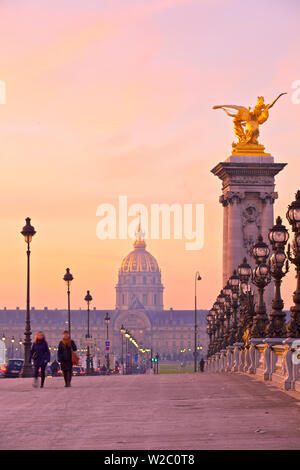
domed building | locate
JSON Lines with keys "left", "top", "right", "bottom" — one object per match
{"left": 0, "top": 224, "right": 209, "bottom": 365}
{"left": 116, "top": 224, "right": 164, "bottom": 311}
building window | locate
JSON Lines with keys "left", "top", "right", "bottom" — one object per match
{"left": 143, "top": 276, "right": 147, "bottom": 284}
{"left": 122, "top": 294, "right": 125, "bottom": 305}
{"left": 152, "top": 277, "right": 155, "bottom": 284}
{"left": 132, "top": 277, "right": 136, "bottom": 285}
{"left": 154, "top": 294, "right": 157, "bottom": 305}
{"left": 143, "top": 294, "right": 148, "bottom": 305}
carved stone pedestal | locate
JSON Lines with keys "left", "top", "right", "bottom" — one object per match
{"left": 215, "top": 352, "right": 221, "bottom": 372}
{"left": 249, "top": 338, "right": 263, "bottom": 374}
{"left": 220, "top": 349, "right": 227, "bottom": 372}
{"left": 232, "top": 342, "right": 243, "bottom": 372}
{"left": 263, "top": 338, "right": 284, "bottom": 381}
{"left": 225, "top": 346, "right": 234, "bottom": 371}
{"left": 211, "top": 154, "right": 286, "bottom": 309}
{"left": 283, "top": 338, "right": 300, "bottom": 391}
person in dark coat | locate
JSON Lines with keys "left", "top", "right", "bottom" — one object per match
{"left": 29, "top": 331, "right": 50, "bottom": 388}
{"left": 199, "top": 358, "right": 205, "bottom": 372}
{"left": 57, "top": 331, "right": 77, "bottom": 387}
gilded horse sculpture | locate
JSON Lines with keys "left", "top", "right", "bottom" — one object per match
{"left": 213, "top": 93, "right": 286, "bottom": 154}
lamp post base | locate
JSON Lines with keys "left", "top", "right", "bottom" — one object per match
{"left": 22, "top": 363, "right": 33, "bottom": 378}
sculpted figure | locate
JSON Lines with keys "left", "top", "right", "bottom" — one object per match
{"left": 213, "top": 93, "right": 286, "bottom": 148}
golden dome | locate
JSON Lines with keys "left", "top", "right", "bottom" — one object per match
{"left": 120, "top": 222, "right": 159, "bottom": 273}
{"left": 120, "top": 245, "right": 159, "bottom": 273}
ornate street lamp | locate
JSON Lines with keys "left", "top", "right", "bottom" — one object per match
{"left": 228, "top": 270, "right": 239, "bottom": 345}
{"left": 206, "top": 311, "right": 214, "bottom": 357}
{"left": 251, "top": 235, "right": 271, "bottom": 338}
{"left": 286, "top": 190, "right": 300, "bottom": 231}
{"left": 194, "top": 271, "right": 202, "bottom": 373}
{"left": 120, "top": 324, "right": 126, "bottom": 374}
{"left": 222, "top": 282, "right": 232, "bottom": 349}
{"left": 11, "top": 336, "right": 15, "bottom": 358}
{"left": 213, "top": 302, "right": 222, "bottom": 354}
{"left": 104, "top": 312, "right": 110, "bottom": 372}
{"left": 237, "top": 257, "right": 252, "bottom": 283}
{"left": 251, "top": 234, "right": 270, "bottom": 264}
{"left": 237, "top": 258, "right": 255, "bottom": 341}
{"left": 286, "top": 191, "right": 300, "bottom": 337}
{"left": 84, "top": 290, "right": 93, "bottom": 375}
{"left": 216, "top": 293, "right": 226, "bottom": 351}
{"left": 125, "top": 329, "right": 130, "bottom": 374}
{"left": 211, "top": 304, "right": 218, "bottom": 354}
{"left": 18, "top": 338, "right": 23, "bottom": 359}
{"left": 63, "top": 268, "right": 73, "bottom": 335}
{"left": 267, "top": 216, "right": 289, "bottom": 337}
{"left": 21, "top": 217, "right": 36, "bottom": 377}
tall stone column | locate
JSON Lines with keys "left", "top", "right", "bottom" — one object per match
{"left": 212, "top": 154, "right": 286, "bottom": 311}
{"left": 222, "top": 199, "right": 229, "bottom": 286}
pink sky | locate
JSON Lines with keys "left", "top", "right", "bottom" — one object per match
{"left": 0, "top": 0, "right": 299, "bottom": 310}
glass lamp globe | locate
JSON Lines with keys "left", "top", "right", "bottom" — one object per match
{"left": 255, "top": 263, "right": 269, "bottom": 278}
{"left": 252, "top": 235, "right": 270, "bottom": 263}
{"left": 286, "top": 191, "right": 300, "bottom": 231}
{"left": 237, "top": 257, "right": 252, "bottom": 280}
{"left": 268, "top": 216, "right": 289, "bottom": 247}
{"left": 271, "top": 250, "right": 286, "bottom": 269}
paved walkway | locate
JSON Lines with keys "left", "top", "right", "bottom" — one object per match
{"left": 0, "top": 372, "right": 300, "bottom": 450}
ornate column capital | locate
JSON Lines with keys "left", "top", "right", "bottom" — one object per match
{"left": 219, "top": 191, "right": 245, "bottom": 206}
{"left": 259, "top": 191, "right": 278, "bottom": 204}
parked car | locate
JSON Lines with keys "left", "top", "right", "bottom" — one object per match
{"left": 4, "top": 359, "right": 24, "bottom": 378}
{"left": 72, "top": 366, "right": 85, "bottom": 376}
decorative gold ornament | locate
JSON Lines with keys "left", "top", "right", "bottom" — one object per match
{"left": 213, "top": 93, "right": 287, "bottom": 156}
{"left": 120, "top": 218, "right": 159, "bottom": 273}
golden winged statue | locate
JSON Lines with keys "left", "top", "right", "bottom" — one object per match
{"left": 213, "top": 93, "right": 286, "bottom": 155}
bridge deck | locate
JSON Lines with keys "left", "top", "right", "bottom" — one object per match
{"left": 0, "top": 373, "right": 299, "bottom": 450}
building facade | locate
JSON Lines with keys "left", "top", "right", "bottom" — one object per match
{"left": 0, "top": 229, "right": 208, "bottom": 363}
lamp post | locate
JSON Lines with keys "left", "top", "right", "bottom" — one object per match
{"left": 211, "top": 308, "right": 217, "bottom": 355}
{"left": 206, "top": 311, "right": 214, "bottom": 357}
{"left": 217, "top": 292, "right": 226, "bottom": 351}
{"left": 125, "top": 330, "right": 130, "bottom": 374}
{"left": 63, "top": 268, "right": 73, "bottom": 335}
{"left": 21, "top": 217, "right": 36, "bottom": 377}
{"left": 251, "top": 235, "right": 271, "bottom": 338}
{"left": 267, "top": 216, "right": 290, "bottom": 337}
{"left": 213, "top": 301, "right": 222, "bottom": 353}
{"left": 10, "top": 336, "right": 15, "bottom": 358}
{"left": 84, "top": 290, "right": 93, "bottom": 375}
{"left": 222, "top": 282, "right": 232, "bottom": 349}
{"left": 194, "top": 271, "right": 202, "bottom": 373}
{"left": 18, "top": 339, "right": 23, "bottom": 359}
{"left": 120, "top": 324, "right": 126, "bottom": 374}
{"left": 286, "top": 190, "right": 300, "bottom": 337}
{"left": 104, "top": 312, "right": 110, "bottom": 372}
{"left": 228, "top": 270, "right": 240, "bottom": 345}
{"left": 237, "top": 257, "right": 254, "bottom": 342}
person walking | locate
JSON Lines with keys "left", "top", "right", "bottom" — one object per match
{"left": 57, "top": 330, "right": 77, "bottom": 387}
{"left": 199, "top": 357, "right": 205, "bottom": 372}
{"left": 29, "top": 331, "right": 50, "bottom": 388}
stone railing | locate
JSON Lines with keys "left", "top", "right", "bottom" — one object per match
{"left": 206, "top": 338, "right": 300, "bottom": 392}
